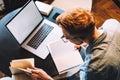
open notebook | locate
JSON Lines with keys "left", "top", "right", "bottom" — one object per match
{"left": 9, "top": 58, "right": 34, "bottom": 80}
{"left": 47, "top": 39, "right": 84, "bottom": 74}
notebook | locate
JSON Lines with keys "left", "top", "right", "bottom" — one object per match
{"left": 47, "top": 39, "right": 83, "bottom": 74}
{"left": 6, "top": 0, "right": 63, "bottom": 59}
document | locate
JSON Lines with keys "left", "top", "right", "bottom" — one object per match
{"left": 47, "top": 39, "right": 83, "bottom": 74}
{"left": 9, "top": 58, "right": 34, "bottom": 80}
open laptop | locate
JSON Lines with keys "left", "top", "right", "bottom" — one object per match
{"left": 6, "top": 0, "right": 63, "bottom": 59}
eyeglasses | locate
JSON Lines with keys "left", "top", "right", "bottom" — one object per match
{"left": 61, "top": 35, "right": 68, "bottom": 43}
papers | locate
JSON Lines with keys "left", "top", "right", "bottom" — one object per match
{"left": 9, "top": 58, "right": 34, "bottom": 80}
{"left": 47, "top": 39, "right": 83, "bottom": 74}
{"left": 35, "top": 1, "right": 53, "bottom": 16}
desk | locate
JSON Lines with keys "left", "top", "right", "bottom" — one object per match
{"left": 0, "top": 7, "right": 63, "bottom": 77}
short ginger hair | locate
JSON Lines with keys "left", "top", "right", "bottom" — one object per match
{"left": 56, "top": 8, "right": 95, "bottom": 39}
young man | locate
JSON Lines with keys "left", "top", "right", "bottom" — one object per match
{"left": 2, "top": 8, "right": 119, "bottom": 80}
{"left": 24, "top": 8, "right": 120, "bottom": 80}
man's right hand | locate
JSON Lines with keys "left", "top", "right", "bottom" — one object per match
{"left": 25, "top": 67, "right": 54, "bottom": 80}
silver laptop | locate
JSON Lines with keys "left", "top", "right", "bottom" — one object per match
{"left": 6, "top": 0, "right": 63, "bottom": 59}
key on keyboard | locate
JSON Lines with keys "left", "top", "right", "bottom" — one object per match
{"left": 27, "top": 23, "right": 54, "bottom": 49}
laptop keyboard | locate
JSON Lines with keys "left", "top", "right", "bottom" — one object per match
{"left": 27, "top": 23, "right": 54, "bottom": 49}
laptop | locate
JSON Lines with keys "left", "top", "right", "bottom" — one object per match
{"left": 6, "top": 0, "right": 63, "bottom": 59}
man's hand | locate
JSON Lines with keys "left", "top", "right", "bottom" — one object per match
{"left": 74, "top": 42, "right": 88, "bottom": 50}
{"left": 25, "top": 67, "right": 54, "bottom": 80}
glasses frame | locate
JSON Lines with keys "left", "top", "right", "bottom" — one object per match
{"left": 61, "top": 36, "right": 68, "bottom": 43}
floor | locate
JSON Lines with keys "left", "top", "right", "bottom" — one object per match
{"left": 0, "top": 72, "right": 6, "bottom": 78}
{"left": 1, "top": 0, "right": 120, "bottom": 26}
{"left": 0, "top": 0, "right": 120, "bottom": 78}
{"left": 92, "top": 0, "right": 120, "bottom": 28}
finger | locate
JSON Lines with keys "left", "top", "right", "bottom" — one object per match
{"left": 31, "top": 73, "right": 44, "bottom": 80}
{"left": 80, "top": 42, "right": 88, "bottom": 49}
{"left": 74, "top": 45, "right": 81, "bottom": 49}
{"left": 81, "top": 42, "right": 87, "bottom": 47}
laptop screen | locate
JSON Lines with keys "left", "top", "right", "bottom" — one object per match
{"left": 6, "top": 0, "right": 43, "bottom": 44}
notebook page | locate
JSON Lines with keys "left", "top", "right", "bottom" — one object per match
{"left": 47, "top": 39, "right": 83, "bottom": 73}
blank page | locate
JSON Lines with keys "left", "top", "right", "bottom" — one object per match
{"left": 47, "top": 39, "right": 83, "bottom": 73}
